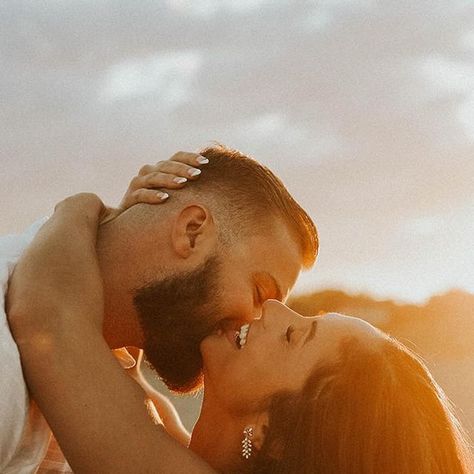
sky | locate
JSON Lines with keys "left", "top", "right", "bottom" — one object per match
{"left": 1, "top": 0, "right": 473, "bottom": 303}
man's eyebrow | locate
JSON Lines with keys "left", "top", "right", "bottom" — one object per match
{"left": 254, "top": 272, "right": 283, "bottom": 302}
{"left": 304, "top": 320, "right": 318, "bottom": 345}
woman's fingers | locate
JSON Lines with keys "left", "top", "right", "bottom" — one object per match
{"left": 138, "top": 161, "right": 205, "bottom": 182}
{"left": 169, "top": 150, "right": 209, "bottom": 166}
{"left": 119, "top": 151, "right": 209, "bottom": 210}
{"left": 119, "top": 183, "right": 170, "bottom": 211}
{"left": 121, "top": 188, "right": 170, "bottom": 209}
{"left": 138, "top": 152, "right": 208, "bottom": 177}
{"left": 131, "top": 171, "right": 188, "bottom": 191}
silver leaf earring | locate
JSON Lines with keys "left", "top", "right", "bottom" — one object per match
{"left": 241, "top": 427, "right": 254, "bottom": 459}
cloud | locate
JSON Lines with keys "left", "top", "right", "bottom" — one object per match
{"left": 165, "top": 0, "right": 282, "bottom": 17}
{"left": 1, "top": 0, "right": 474, "bottom": 301}
{"left": 99, "top": 51, "right": 202, "bottom": 107}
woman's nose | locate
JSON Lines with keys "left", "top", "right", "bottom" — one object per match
{"left": 261, "top": 299, "right": 303, "bottom": 323}
{"left": 261, "top": 299, "right": 285, "bottom": 317}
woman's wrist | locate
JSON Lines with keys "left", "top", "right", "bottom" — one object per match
{"left": 53, "top": 193, "right": 105, "bottom": 241}
{"left": 7, "top": 193, "right": 106, "bottom": 340}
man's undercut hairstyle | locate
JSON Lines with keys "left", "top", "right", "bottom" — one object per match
{"left": 130, "top": 144, "right": 319, "bottom": 393}
{"left": 196, "top": 144, "right": 318, "bottom": 268}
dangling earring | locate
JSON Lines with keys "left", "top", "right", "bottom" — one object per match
{"left": 241, "top": 427, "right": 254, "bottom": 459}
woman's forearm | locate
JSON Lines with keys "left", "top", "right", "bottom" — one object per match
{"left": 8, "top": 193, "right": 106, "bottom": 339}
{"left": 16, "top": 322, "right": 212, "bottom": 473}
{"left": 7, "top": 194, "right": 214, "bottom": 473}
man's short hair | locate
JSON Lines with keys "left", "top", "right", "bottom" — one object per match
{"left": 194, "top": 144, "right": 318, "bottom": 268}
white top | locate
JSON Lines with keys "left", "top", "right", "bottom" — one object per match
{"left": 0, "top": 218, "right": 51, "bottom": 474}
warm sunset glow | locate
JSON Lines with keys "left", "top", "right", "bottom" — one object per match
{"left": 2, "top": 1, "right": 473, "bottom": 305}
{"left": 0, "top": 0, "right": 474, "bottom": 474}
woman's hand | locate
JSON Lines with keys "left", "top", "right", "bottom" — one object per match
{"left": 119, "top": 151, "right": 209, "bottom": 208}
{"left": 7, "top": 193, "right": 106, "bottom": 339}
{"left": 101, "top": 151, "right": 209, "bottom": 224}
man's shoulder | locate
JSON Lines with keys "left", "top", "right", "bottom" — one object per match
{"left": 0, "top": 311, "right": 32, "bottom": 470}
{"left": 0, "top": 217, "right": 52, "bottom": 471}
{"left": 0, "top": 307, "right": 51, "bottom": 472}
{"left": 0, "top": 216, "right": 50, "bottom": 432}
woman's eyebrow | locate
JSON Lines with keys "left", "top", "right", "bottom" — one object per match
{"left": 304, "top": 320, "right": 318, "bottom": 345}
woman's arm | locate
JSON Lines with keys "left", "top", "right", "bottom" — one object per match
{"left": 7, "top": 194, "right": 214, "bottom": 474}
{"left": 122, "top": 347, "right": 191, "bottom": 447}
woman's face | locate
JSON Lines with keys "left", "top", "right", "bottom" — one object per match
{"left": 200, "top": 300, "right": 386, "bottom": 414}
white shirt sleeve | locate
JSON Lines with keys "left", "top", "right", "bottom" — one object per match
{"left": 0, "top": 217, "right": 52, "bottom": 473}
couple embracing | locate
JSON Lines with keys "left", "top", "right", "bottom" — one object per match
{"left": 3, "top": 145, "right": 472, "bottom": 473}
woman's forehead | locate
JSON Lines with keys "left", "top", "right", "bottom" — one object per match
{"left": 312, "top": 312, "right": 386, "bottom": 351}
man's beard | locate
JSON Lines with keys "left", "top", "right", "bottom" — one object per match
{"left": 133, "top": 256, "right": 222, "bottom": 393}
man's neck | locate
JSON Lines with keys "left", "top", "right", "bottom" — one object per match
{"left": 101, "top": 291, "right": 142, "bottom": 349}
{"left": 96, "top": 220, "right": 146, "bottom": 349}
{"left": 95, "top": 205, "right": 186, "bottom": 349}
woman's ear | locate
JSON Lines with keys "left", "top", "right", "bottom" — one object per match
{"left": 250, "top": 412, "right": 270, "bottom": 452}
{"left": 171, "top": 204, "right": 215, "bottom": 259}
{"left": 250, "top": 412, "right": 286, "bottom": 460}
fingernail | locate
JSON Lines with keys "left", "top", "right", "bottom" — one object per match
{"left": 173, "top": 177, "right": 188, "bottom": 184}
{"left": 196, "top": 156, "right": 209, "bottom": 165}
{"left": 188, "top": 168, "right": 202, "bottom": 177}
{"left": 158, "top": 192, "right": 169, "bottom": 200}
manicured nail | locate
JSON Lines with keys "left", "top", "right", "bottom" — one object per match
{"left": 173, "top": 177, "right": 187, "bottom": 184}
{"left": 188, "top": 168, "right": 202, "bottom": 177}
{"left": 196, "top": 156, "right": 209, "bottom": 165}
{"left": 158, "top": 192, "right": 169, "bottom": 200}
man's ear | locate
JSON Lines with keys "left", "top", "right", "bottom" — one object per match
{"left": 171, "top": 205, "right": 215, "bottom": 259}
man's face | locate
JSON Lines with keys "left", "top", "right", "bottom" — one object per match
{"left": 133, "top": 223, "right": 302, "bottom": 393}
